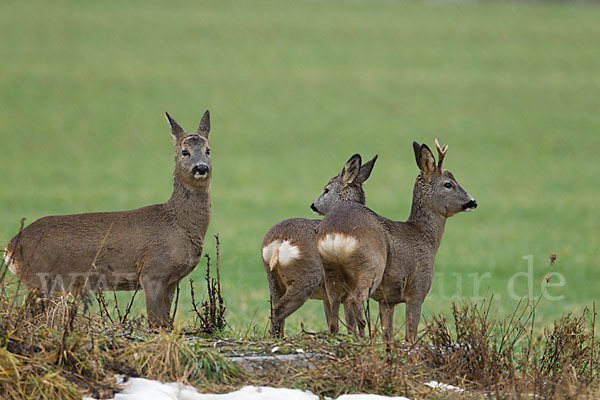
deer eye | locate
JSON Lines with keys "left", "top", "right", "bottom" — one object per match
{"left": 444, "top": 182, "right": 453, "bottom": 189}
{"left": 323, "top": 188, "right": 329, "bottom": 195}
{"left": 206, "top": 148, "right": 211, "bottom": 156}
{"left": 181, "top": 150, "right": 190, "bottom": 157}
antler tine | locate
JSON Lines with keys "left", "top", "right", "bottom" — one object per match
{"left": 434, "top": 138, "right": 448, "bottom": 169}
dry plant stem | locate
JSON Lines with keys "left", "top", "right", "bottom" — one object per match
{"left": 0, "top": 219, "right": 25, "bottom": 285}
{"left": 171, "top": 284, "right": 180, "bottom": 324}
{"left": 215, "top": 234, "right": 221, "bottom": 302}
{"left": 56, "top": 296, "right": 80, "bottom": 365}
{"left": 189, "top": 278, "right": 201, "bottom": 318}
{"left": 591, "top": 302, "right": 596, "bottom": 376}
{"left": 95, "top": 290, "right": 113, "bottom": 324}
{"left": 121, "top": 284, "right": 140, "bottom": 324}
{"left": 4, "top": 219, "right": 26, "bottom": 322}
{"left": 91, "top": 222, "right": 114, "bottom": 271}
{"left": 215, "top": 234, "right": 225, "bottom": 325}
{"left": 112, "top": 291, "right": 123, "bottom": 323}
{"left": 268, "top": 295, "right": 274, "bottom": 331}
{"left": 204, "top": 254, "right": 216, "bottom": 329}
{"left": 188, "top": 239, "right": 228, "bottom": 334}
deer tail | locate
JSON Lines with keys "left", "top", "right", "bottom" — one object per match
{"left": 269, "top": 248, "right": 280, "bottom": 271}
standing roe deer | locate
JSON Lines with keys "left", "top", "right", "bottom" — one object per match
{"left": 3, "top": 111, "right": 213, "bottom": 327}
{"left": 317, "top": 140, "right": 477, "bottom": 341}
{"left": 262, "top": 154, "right": 377, "bottom": 337}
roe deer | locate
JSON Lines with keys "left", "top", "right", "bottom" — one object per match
{"left": 262, "top": 154, "right": 377, "bottom": 337}
{"left": 3, "top": 111, "right": 213, "bottom": 327}
{"left": 317, "top": 140, "right": 477, "bottom": 341}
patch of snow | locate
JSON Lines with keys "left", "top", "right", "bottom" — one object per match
{"left": 83, "top": 377, "right": 202, "bottom": 400}
{"left": 424, "top": 381, "right": 464, "bottom": 392}
{"left": 337, "top": 395, "right": 411, "bottom": 400}
{"left": 201, "top": 386, "right": 319, "bottom": 400}
{"left": 84, "top": 379, "right": 413, "bottom": 400}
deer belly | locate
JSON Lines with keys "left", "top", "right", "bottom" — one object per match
{"left": 309, "top": 285, "right": 328, "bottom": 301}
{"left": 372, "top": 276, "right": 408, "bottom": 304}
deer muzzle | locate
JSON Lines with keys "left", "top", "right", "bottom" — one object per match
{"left": 310, "top": 203, "right": 323, "bottom": 216}
{"left": 192, "top": 164, "right": 210, "bottom": 179}
{"left": 462, "top": 199, "right": 478, "bottom": 212}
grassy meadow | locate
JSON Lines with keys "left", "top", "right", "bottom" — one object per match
{"left": 0, "top": 0, "right": 599, "bottom": 336}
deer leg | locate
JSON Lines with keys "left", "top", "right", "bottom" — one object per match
{"left": 379, "top": 301, "right": 396, "bottom": 342}
{"left": 270, "top": 297, "right": 284, "bottom": 338}
{"left": 323, "top": 269, "right": 344, "bottom": 335}
{"left": 141, "top": 277, "right": 168, "bottom": 327}
{"left": 350, "top": 296, "right": 367, "bottom": 337}
{"left": 266, "top": 274, "right": 285, "bottom": 337}
{"left": 405, "top": 300, "right": 423, "bottom": 341}
{"left": 322, "top": 298, "right": 331, "bottom": 327}
{"left": 271, "top": 284, "right": 314, "bottom": 337}
{"left": 343, "top": 299, "right": 357, "bottom": 334}
{"left": 271, "top": 314, "right": 284, "bottom": 338}
{"left": 328, "top": 297, "right": 341, "bottom": 334}
{"left": 160, "top": 282, "right": 177, "bottom": 324}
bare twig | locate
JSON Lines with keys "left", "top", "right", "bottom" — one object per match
{"left": 121, "top": 285, "right": 140, "bottom": 325}
{"left": 95, "top": 290, "right": 114, "bottom": 324}
{"left": 590, "top": 302, "right": 596, "bottom": 376}
{"left": 111, "top": 291, "right": 124, "bottom": 323}
{"left": 171, "top": 284, "right": 180, "bottom": 325}
{"left": 91, "top": 222, "right": 114, "bottom": 270}
{"left": 188, "top": 237, "right": 227, "bottom": 334}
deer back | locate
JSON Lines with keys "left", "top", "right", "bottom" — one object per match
{"left": 262, "top": 154, "right": 378, "bottom": 284}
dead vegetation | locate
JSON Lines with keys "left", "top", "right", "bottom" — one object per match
{"left": 0, "top": 236, "right": 231, "bottom": 399}
{"left": 0, "top": 247, "right": 598, "bottom": 399}
{"left": 189, "top": 235, "right": 227, "bottom": 335}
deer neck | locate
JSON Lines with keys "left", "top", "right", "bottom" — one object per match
{"left": 166, "top": 176, "right": 211, "bottom": 246}
{"left": 407, "top": 179, "right": 446, "bottom": 252}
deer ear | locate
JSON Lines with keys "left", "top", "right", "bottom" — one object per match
{"left": 341, "top": 154, "right": 362, "bottom": 184}
{"left": 166, "top": 112, "right": 185, "bottom": 144}
{"left": 357, "top": 154, "right": 378, "bottom": 184}
{"left": 197, "top": 110, "right": 210, "bottom": 139}
{"left": 413, "top": 142, "right": 436, "bottom": 175}
{"left": 413, "top": 142, "right": 421, "bottom": 167}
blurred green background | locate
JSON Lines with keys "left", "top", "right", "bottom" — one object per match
{"left": 1, "top": 0, "right": 598, "bottom": 335}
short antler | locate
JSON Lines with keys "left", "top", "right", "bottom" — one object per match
{"left": 434, "top": 138, "right": 448, "bottom": 169}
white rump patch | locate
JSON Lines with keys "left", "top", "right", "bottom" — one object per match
{"left": 262, "top": 240, "right": 300, "bottom": 270}
{"left": 317, "top": 233, "right": 358, "bottom": 261}
{"left": 2, "top": 248, "right": 16, "bottom": 275}
{"left": 278, "top": 240, "right": 300, "bottom": 265}
{"left": 262, "top": 240, "right": 281, "bottom": 264}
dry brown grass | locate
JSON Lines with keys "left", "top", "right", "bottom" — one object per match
{"left": 0, "top": 237, "right": 234, "bottom": 399}
{"left": 423, "top": 300, "right": 599, "bottom": 398}
{"left": 420, "top": 255, "right": 599, "bottom": 398}
{"left": 0, "top": 248, "right": 598, "bottom": 399}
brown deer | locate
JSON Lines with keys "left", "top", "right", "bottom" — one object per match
{"left": 317, "top": 140, "right": 477, "bottom": 341}
{"left": 262, "top": 154, "right": 377, "bottom": 337}
{"left": 3, "top": 111, "right": 213, "bottom": 327}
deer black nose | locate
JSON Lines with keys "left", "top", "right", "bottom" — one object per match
{"left": 463, "top": 200, "right": 478, "bottom": 210}
{"left": 192, "top": 164, "right": 209, "bottom": 175}
{"left": 310, "top": 203, "right": 324, "bottom": 216}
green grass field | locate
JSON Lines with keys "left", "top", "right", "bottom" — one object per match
{"left": 1, "top": 0, "right": 598, "bottom": 336}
